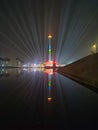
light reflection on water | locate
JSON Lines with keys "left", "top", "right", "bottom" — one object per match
{"left": 0, "top": 68, "right": 98, "bottom": 129}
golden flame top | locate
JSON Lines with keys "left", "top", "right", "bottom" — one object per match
{"left": 48, "top": 34, "right": 52, "bottom": 39}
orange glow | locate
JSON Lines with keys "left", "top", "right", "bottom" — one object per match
{"left": 45, "top": 69, "right": 54, "bottom": 75}
{"left": 48, "top": 34, "right": 52, "bottom": 39}
{"left": 45, "top": 60, "right": 57, "bottom": 67}
{"left": 45, "top": 61, "right": 53, "bottom": 66}
{"left": 92, "top": 44, "right": 96, "bottom": 48}
{"left": 48, "top": 97, "right": 52, "bottom": 102}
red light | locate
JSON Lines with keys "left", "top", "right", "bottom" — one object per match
{"left": 45, "top": 60, "right": 57, "bottom": 66}
{"left": 45, "top": 69, "right": 54, "bottom": 75}
{"left": 53, "top": 61, "right": 56, "bottom": 64}
{"left": 48, "top": 98, "right": 52, "bottom": 102}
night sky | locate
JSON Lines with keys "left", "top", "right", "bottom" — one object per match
{"left": 0, "top": 0, "right": 98, "bottom": 64}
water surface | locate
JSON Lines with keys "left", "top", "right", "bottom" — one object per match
{"left": 0, "top": 68, "right": 98, "bottom": 129}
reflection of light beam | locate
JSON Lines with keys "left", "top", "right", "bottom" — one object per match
{"left": 48, "top": 97, "right": 52, "bottom": 102}
{"left": 45, "top": 69, "right": 54, "bottom": 75}
{"left": 23, "top": 68, "right": 44, "bottom": 72}
{"left": 48, "top": 74, "right": 52, "bottom": 102}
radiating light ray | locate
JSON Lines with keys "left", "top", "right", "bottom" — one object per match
{"left": 0, "top": 32, "right": 31, "bottom": 59}
{"left": 56, "top": 0, "right": 98, "bottom": 64}
{"left": 56, "top": 0, "right": 76, "bottom": 61}
{"left": 12, "top": 0, "right": 37, "bottom": 59}
{"left": 14, "top": 2, "right": 37, "bottom": 56}
{"left": 64, "top": 6, "right": 98, "bottom": 63}
{"left": 0, "top": 0, "right": 98, "bottom": 64}
{"left": 0, "top": 2, "right": 35, "bottom": 59}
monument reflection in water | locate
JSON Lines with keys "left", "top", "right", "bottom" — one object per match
{"left": 23, "top": 68, "right": 56, "bottom": 103}
{"left": 0, "top": 68, "right": 98, "bottom": 129}
{"left": 0, "top": 67, "right": 58, "bottom": 128}
{"left": 44, "top": 69, "right": 56, "bottom": 102}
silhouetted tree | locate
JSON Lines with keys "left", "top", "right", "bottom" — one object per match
{"left": 0, "top": 57, "right": 4, "bottom": 67}
{"left": 16, "top": 58, "right": 23, "bottom": 67}
{"left": 5, "top": 57, "right": 10, "bottom": 66}
{"left": 0, "top": 57, "right": 2, "bottom": 66}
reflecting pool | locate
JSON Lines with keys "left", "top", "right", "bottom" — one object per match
{"left": 0, "top": 68, "right": 98, "bottom": 129}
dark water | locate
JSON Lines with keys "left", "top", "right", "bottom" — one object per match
{"left": 0, "top": 68, "right": 98, "bottom": 129}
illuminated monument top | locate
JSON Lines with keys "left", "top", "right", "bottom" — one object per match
{"left": 44, "top": 34, "right": 56, "bottom": 68}
{"left": 48, "top": 34, "right": 52, "bottom": 61}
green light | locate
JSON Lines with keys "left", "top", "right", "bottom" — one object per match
{"left": 48, "top": 49, "right": 52, "bottom": 54}
{"left": 48, "top": 81, "right": 51, "bottom": 86}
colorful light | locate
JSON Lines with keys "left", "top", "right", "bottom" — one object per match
{"left": 45, "top": 60, "right": 57, "bottom": 67}
{"left": 48, "top": 34, "right": 52, "bottom": 61}
{"left": 48, "top": 49, "right": 52, "bottom": 54}
{"left": 45, "top": 69, "right": 54, "bottom": 75}
{"left": 47, "top": 73, "right": 52, "bottom": 102}
{"left": 48, "top": 34, "right": 52, "bottom": 39}
{"left": 48, "top": 97, "right": 52, "bottom": 102}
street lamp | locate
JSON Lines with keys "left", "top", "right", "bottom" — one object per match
{"left": 92, "top": 44, "right": 96, "bottom": 49}
{"left": 92, "top": 43, "right": 97, "bottom": 53}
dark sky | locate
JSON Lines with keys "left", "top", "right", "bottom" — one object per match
{"left": 0, "top": 0, "right": 98, "bottom": 64}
